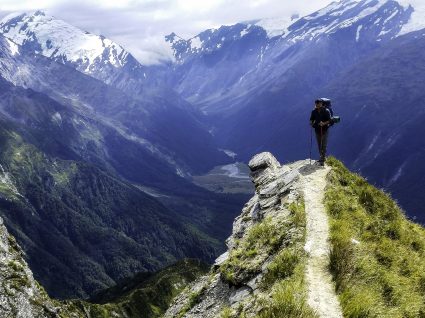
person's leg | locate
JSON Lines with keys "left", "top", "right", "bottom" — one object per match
{"left": 320, "top": 130, "right": 329, "bottom": 163}
{"left": 315, "top": 130, "right": 322, "bottom": 162}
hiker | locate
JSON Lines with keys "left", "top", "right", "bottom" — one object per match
{"left": 310, "top": 99, "right": 332, "bottom": 166}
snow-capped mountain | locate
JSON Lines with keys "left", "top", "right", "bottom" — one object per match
{"left": 0, "top": 10, "right": 147, "bottom": 92}
{"left": 0, "top": 10, "right": 129, "bottom": 72}
{"left": 163, "top": 0, "right": 414, "bottom": 112}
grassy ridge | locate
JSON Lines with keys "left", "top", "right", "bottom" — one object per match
{"left": 325, "top": 157, "right": 425, "bottom": 317}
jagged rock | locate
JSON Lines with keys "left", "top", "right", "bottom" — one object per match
{"left": 248, "top": 152, "right": 280, "bottom": 172}
{"left": 214, "top": 252, "right": 229, "bottom": 267}
{"left": 229, "top": 286, "right": 252, "bottom": 304}
{"left": 258, "top": 179, "right": 281, "bottom": 198}
{"left": 249, "top": 152, "right": 281, "bottom": 187}
{"left": 164, "top": 273, "right": 232, "bottom": 318}
{"left": 250, "top": 200, "right": 260, "bottom": 221}
{"left": 246, "top": 274, "right": 263, "bottom": 292}
{"left": 164, "top": 154, "right": 309, "bottom": 318}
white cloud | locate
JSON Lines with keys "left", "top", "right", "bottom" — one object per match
{"left": 0, "top": 0, "right": 335, "bottom": 65}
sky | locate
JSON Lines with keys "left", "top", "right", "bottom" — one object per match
{"left": 0, "top": 0, "right": 421, "bottom": 65}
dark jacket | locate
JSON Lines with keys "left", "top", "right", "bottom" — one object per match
{"left": 310, "top": 108, "right": 331, "bottom": 132}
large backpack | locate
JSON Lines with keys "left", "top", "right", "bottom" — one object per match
{"left": 319, "top": 98, "right": 340, "bottom": 125}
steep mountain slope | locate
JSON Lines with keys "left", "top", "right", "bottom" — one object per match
{"left": 0, "top": 217, "right": 207, "bottom": 318}
{"left": 163, "top": 0, "right": 412, "bottom": 115}
{"left": 0, "top": 32, "right": 229, "bottom": 178}
{"left": 0, "top": 82, "right": 217, "bottom": 298}
{"left": 87, "top": 259, "right": 209, "bottom": 318}
{"left": 0, "top": 43, "right": 247, "bottom": 298}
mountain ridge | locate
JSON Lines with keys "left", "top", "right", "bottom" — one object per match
{"left": 1, "top": 152, "right": 424, "bottom": 317}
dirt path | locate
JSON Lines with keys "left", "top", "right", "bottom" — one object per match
{"left": 301, "top": 164, "right": 343, "bottom": 318}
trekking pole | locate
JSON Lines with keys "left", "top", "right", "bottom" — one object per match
{"left": 320, "top": 125, "right": 323, "bottom": 163}
{"left": 309, "top": 125, "right": 313, "bottom": 165}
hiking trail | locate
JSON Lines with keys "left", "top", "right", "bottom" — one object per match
{"left": 301, "top": 164, "right": 343, "bottom": 318}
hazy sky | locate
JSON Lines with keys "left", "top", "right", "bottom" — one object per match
{"left": 0, "top": 0, "right": 386, "bottom": 64}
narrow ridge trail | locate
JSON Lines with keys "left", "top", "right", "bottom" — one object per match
{"left": 301, "top": 165, "right": 343, "bottom": 318}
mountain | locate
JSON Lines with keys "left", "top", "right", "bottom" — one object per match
{"left": 1, "top": 0, "right": 425, "bottom": 305}
{"left": 0, "top": 31, "right": 249, "bottom": 299}
{"left": 0, "top": 15, "right": 230, "bottom": 178}
{"left": 158, "top": 0, "right": 425, "bottom": 222}
{"left": 163, "top": 0, "right": 412, "bottom": 114}
{"left": 0, "top": 75, "right": 216, "bottom": 299}
{"left": 0, "top": 10, "right": 148, "bottom": 92}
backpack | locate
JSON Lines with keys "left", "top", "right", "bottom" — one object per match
{"left": 319, "top": 98, "right": 340, "bottom": 125}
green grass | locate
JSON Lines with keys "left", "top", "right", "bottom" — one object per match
{"left": 325, "top": 157, "right": 425, "bottom": 317}
{"left": 220, "top": 216, "right": 292, "bottom": 285}
{"left": 257, "top": 265, "right": 317, "bottom": 318}
{"left": 256, "top": 198, "right": 317, "bottom": 318}
{"left": 218, "top": 196, "right": 316, "bottom": 318}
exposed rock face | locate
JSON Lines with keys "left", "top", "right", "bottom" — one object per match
{"left": 0, "top": 217, "right": 60, "bottom": 318}
{"left": 164, "top": 152, "right": 308, "bottom": 317}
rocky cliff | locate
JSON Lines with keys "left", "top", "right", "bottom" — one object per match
{"left": 0, "top": 216, "right": 62, "bottom": 317}
{"left": 164, "top": 152, "right": 316, "bottom": 317}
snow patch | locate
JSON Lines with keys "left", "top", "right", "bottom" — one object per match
{"left": 240, "top": 28, "right": 249, "bottom": 37}
{"left": 397, "top": 0, "right": 425, "bottom": 36}
{"left": 190, "top": 36, "right": 203, "bottom": 50}
{"left": 253, "top": 16, "right": 297, "bottom": 38}
{"left": 5, "top": 38, "right": 19, "bottom": 56}
{"left": 356, "top": 25, "right": 363, "bottom": 41}
{"left": 220, "top": 149, "right": 237, "bottom": 159}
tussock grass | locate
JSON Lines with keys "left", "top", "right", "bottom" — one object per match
{"left": 256, "top": 199, "right": 317, "bottom": 318}
{"left": 257, "top": 264, "right": 317, "bottom": 318}
{"left": 326, "top": 157, "right": 425, "bottom": 317}
{"left": 220, "top": 216, "right": 291, "bottom": 285}
{"left": 219, "top": 197, "right": 316, "bottom": 317}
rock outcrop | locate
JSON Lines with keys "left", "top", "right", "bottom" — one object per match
{"left": 164, "top": 152, "right": 311, "bottom": 317}
{"left": 0, "top": 217, "right": 61, "bottom": 318}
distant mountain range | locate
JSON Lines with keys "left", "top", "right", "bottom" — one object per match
{"left": 0, "top": 0, "right": 425, "bottom": 300}
{"left": 155, "top": 0, "right": 425, "bottom": 223}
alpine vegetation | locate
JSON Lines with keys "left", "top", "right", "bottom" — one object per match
{"left": 325, "top": 157, "right": 425, "bottom": 317}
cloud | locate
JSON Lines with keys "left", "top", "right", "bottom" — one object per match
{"left": 0, "top": 0, "right": 335, "bottom": 65}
